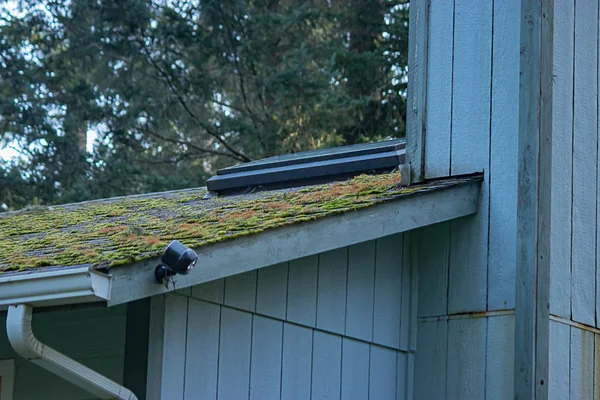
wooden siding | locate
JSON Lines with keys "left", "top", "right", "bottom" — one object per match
{"left": 414, "top": 0, "right": 520, "bottom": 397}
{"left": 548, "top": 0, "right": 600, "bottom": 397}
{"left": 0, "top": 305, "right": 127, "bottom": 400}
{"left": 150, "top": 234, "right": 416, "bottom": 399}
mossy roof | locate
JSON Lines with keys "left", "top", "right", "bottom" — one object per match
{"left": 0, "top": 172, "right": 470, "bottom": 274}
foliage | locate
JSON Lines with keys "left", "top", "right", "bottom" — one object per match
{"left": 0, "top": 0, "right": 409, "bottom": 210}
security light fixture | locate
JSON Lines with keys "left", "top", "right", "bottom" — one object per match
{"left": 154, "top": 240, "right": 198, "bottom": 284}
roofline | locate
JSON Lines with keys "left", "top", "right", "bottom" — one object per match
{"left": 107, "top": 174, "right": 483, "bottom": 306}
{"left": 0, "top": 266, "right": 111, "bottom": 310}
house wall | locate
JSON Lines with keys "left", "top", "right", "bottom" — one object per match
{"left": 0, "top": 305, "right": 127, "bottom": 400}
{"left": 412, "top": 0, "right": 519, "bottom": 398}
{"left": 547, "top": 1, "right": 600, "bottom": 398}
{"left": 148, "top": 233, "right": 417, "bottom": 400}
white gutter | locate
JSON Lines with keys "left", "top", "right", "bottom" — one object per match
{"left": 7, "top": 304, "right": 138, "bottom": 400}
{"left": 0, "top": 266, "right": 111, "bottom": 310}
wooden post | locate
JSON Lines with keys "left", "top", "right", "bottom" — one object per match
{"left": 406, "top": 0, "right": 429, "bottom": 183}
{"left": 515, "top": 0, "right": 553, "bottom": 398}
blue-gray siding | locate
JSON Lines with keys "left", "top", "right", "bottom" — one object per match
{"left": 413, "top": 0, "right": 520, "bottom": 397}
{"left": 151, "top": 234, "right": 415, "bottom": 399}
{"left": 547, "top": 0, "right": 600, "bottom": 398}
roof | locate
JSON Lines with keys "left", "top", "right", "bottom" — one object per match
{"left": 0, "top": 172, "right": 429, "bottom": 274}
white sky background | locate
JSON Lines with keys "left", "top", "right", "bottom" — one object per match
{"left": 0, "top": 1, "right": 98, "bottom": 162}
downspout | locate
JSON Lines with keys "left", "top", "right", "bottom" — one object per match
{"left": 6, "top": 305, "right": 138, "bottom": 400}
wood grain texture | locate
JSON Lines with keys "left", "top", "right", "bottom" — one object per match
{"left": 191, "top": 278, "right": 225, "bottom": 304}
{"left": 256, "top": 262, "right": 288, "bottom": 320}
{"left": 516, "top": 0, "right": 554, "bottom": 397}
{"left": 550, "top": 0, "right": 574, "bottom": 320}
{"left": 250, "top": 316, "right": 283, "bottom": 400}
{"left": 184, "top": 299, "right": 220, "bottom": 399}
{"left": 548, "top": 320, "right": 570, "bottom": 400}
{"left": 369, "top": 345, "right": 398, "bottom": 400}
{"left": 406, "top": 0, "right": 428, "bottom": 182}
{"left": 571, "top": 0, "right": 599, "bottom": 326}
{"left": 485, "top": 315, "right": 515, "bottom": 400}
{"left": 416, "top": 223, "right": 449, "bottom": 318}
{"left": 414, "top": 320, "right": 447, "bottom": 400}
{"left": 341, "top": 338, "right": 369, "bottom": 400}
{"left": 487, "top": 0, "right": 520, "bottom": 311}
{"left": 345, "top": 241, "right": 376, "bottom": 342}
{"left": 317, "top": 247, "right": 348, "bottom": 335}
{"left": 446, "top": 318, "right": 486, "bottom": 399}
{"left": 569, "top": 327, "right": 594, "bottom": 400}
{"left": 217, "top": 307, "right": 252, "bottom": 400}
{"left": 447, "top": 0, "right": 492, "bottom": 314}
{"left": 224, "top": 270, "right": 257, "bottom": 312}
{"left": 373, "top": 234, "right": 403, "bottom": 349}
{"left": 286, "top": 255, "right": 318, "bottom": 327}
{"left": 281, "top": 323, "right": 313, "bottom": 400}
{"left": 311, "top": 331, "right": 342, "bottom": 400}
{"left": 424, "top": 0, "right": 453, "bottom": 179}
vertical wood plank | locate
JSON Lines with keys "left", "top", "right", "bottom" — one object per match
{"left": 406, "top": 0, "right": 428, "bottom": 182}
{"left": 311, "top": 331, "right": 342, "bottom": 400}
{"left": 123, "top": 298, "right": 150, "bottom": 400}
{"left": 158, "top": 295, "right": 188, "bottom": 400}
{"left": 569, "top": 327, "right": 594, "bottom": 400}
{"left": 224, "top": 270, "right": 257, "bottom": 312}
{"left": 516, "top": 0, "right": 554, "bottom": 397}
{"left": 595, "top": 334, "right": 600, "bottom": 400}
{"left": 414, "top": 320, "right": 447, "bottom": 400}
{"left": 373, "top": 234, "right": 403, "bottom": 349}
{"left": 550, "top": 0, "right": 574, "bottom": 319}
{"left": 250, "top": 316, "right": 283, "bottom": 400}
{"left": 416, "top": 223, "right": 449, "bottom": 318}
{"left": 345, "top": 240, "right": 375, "bottom": 342}
{"left": 396, "top": 351, "right": 408, "bottom": 400}
{"left": 448, "top": 0, "right": 492, "bottom": 314}
{"left": 400, "top": 233, "right": 412, "bottom": 351}
{"left": 369, "top": 345, "right": 398, "bottom": 400}
{"left": 256, "top": 262, "right": 288, "bottom": 320}
{"left": 317, "top": 248, "right": 348, "bottom": 335}
{"left": 287, "top": 255, "right": 318, "bottom": 327}
{"left": 548, "top": 320, "right": 570, "bottom": 400}
{"left": 485, "top": 315, "right": 515, "bottom": 400}
{"left": 146, "top": 295, "right": 166, "bottom": 400}
{"left": 571, "top": 0, "right": 599, "bottom": 326}
{"left": 184, "top": 299, "right": 220, "bottom": 399}
{"left": 217, "top": 307, "right": 252, "bottom": 400}
{"left": 446, "top": 318, "right": 486, "bottom": 399}
{"left": 487, "top": 0, "right": 520, "bottom": 311}
{"left": 191, "top": 278, "right": 225, "bottom": 304}
{"left": 281, "top": 323, "right": 313, "bottom": 400}
{"left": 424, "top": 0, "right": 453, "bottom": 179}
{"left": 341, "top": 338, "right": 369, "bottom": 400}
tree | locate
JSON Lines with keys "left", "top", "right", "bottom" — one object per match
{"left": 0, "top": 0, "right": 409, "bottom": 211}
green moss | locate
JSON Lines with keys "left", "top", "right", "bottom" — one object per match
{"left": 0, "top": 172, "right": 445, "bottom": 273}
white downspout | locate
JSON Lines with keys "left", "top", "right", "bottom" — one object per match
{"left": 7, "top": 304, "right": 138, "bottom": 400}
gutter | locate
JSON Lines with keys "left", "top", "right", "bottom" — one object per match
{"left": 1, "top": 267, "right": 138, "bottom": 399}
{"left": 0, "top": 266, "right": 111, "bottom": 309}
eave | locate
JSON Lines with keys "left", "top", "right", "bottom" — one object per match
{"left": 107, "top": 174, "right": 483, "bottom": 306}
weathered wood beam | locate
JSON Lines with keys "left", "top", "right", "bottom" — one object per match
{"left": 515, "top": 0, "right": 553, "bottom": 398}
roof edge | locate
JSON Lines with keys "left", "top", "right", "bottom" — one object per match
{"left": 0, "top": 266, "right": 111, "bottom": 310}
{"left": 108, "top": 173, "right": 483, "bottom": 306}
